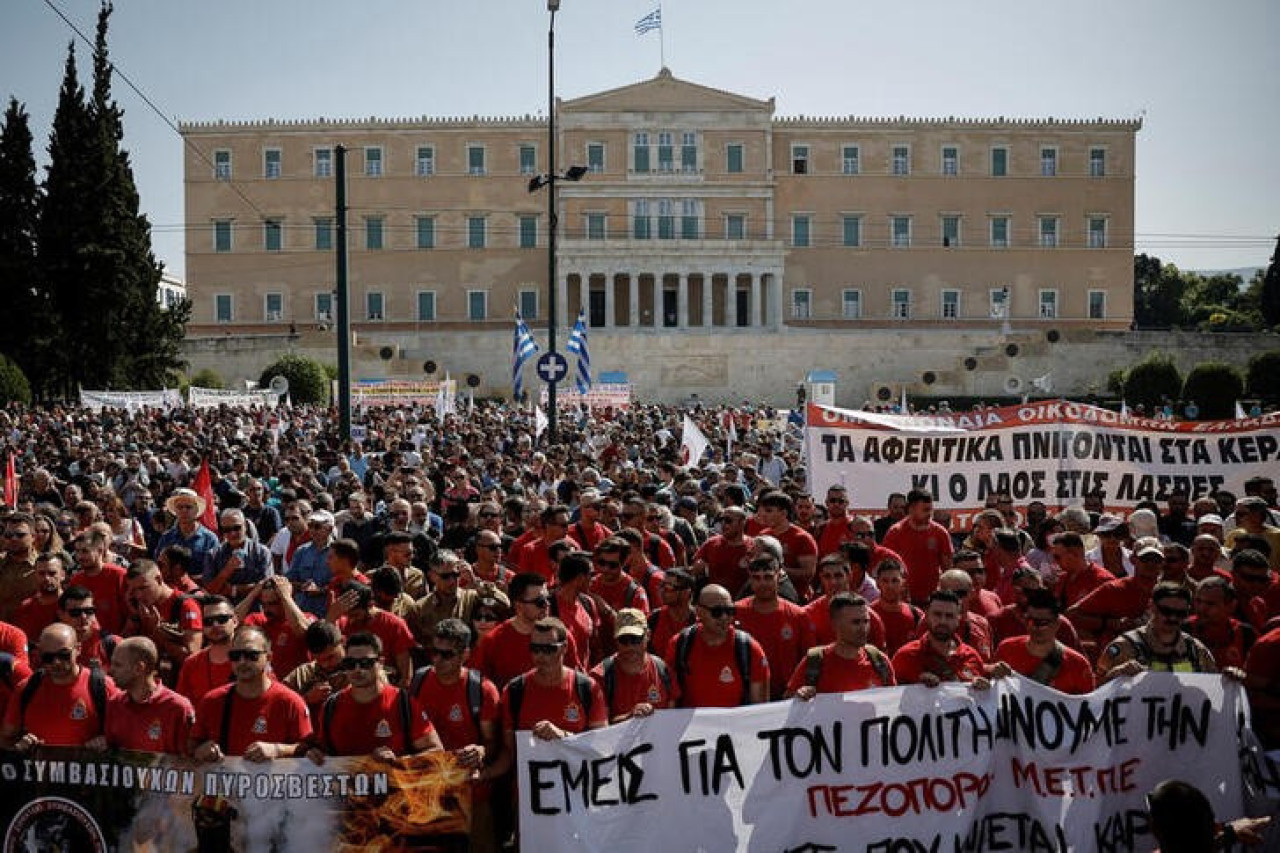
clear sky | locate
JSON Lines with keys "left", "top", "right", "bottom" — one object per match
{"left": 3, "top": 0, "right": 1277, "bottom": 281}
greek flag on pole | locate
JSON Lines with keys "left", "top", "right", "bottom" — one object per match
{"left": 635, "top": 7, "right": 661, "bottom": 35}
{"left": 566, "top": 308, "right": 592, "bottom": 394}
{"left": 513, "top": 313, "right": 539, "bottom": 401}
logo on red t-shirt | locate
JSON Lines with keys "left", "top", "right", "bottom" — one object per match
{"left": 252, "top": 716, "right": 268, "bottom": 734}
{"left": 147, "top": 721, "right": 162, "bottom": 741}
{"left": 565, "top": 704, "right": 581, "bottom": 722}
{"left": 448, "top": 705, "right": 464, "bottom": 722}
{"left": 375, "top": 719, "right": 392, "bottom": 738}
{"left": 719, "top": 666, "right": 734, "bottom": 683}
{"left": 70, "top": 700, "right": 87, "bottom": 721}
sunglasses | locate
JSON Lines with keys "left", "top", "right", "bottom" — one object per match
{"left": 520, "top": 595, "right": 550, "bottom": 607}
{"left": 205, "top": 613, "right": 234, "bottom": 625}
{"left": 1238, "top": 573, "right": 1270, "bottom": 584}
{"left": 220, "top": 525, "right": 244, "bottom": 533}
{"left": 703, "top": 604, "right": 735, "bottom": 618}
{"left": 826, "top": 496, "right": 848, "bottom": 504}
{"left": 65, "top": 606, "right": 96, "bottom": 618}
{"left": 479, "top": 512, "right": 501, "bottom": 519}
{"left": 429, "top": 647, "right": 459, "bottom": 659}
{"left": 342, "top": 657, "right": 378, "bottom": 671}
{"left": 529, "top": 642, "right": 563, "bottom": 655}
{"left": 474, "top": 612, "right": 499, "bottom": 622}
{"left": 1155, "top": 604, "right": 1190, "bottom": 619}
{"left": 41, "top": 649, "right": 74, "bottom": 664}
{"left": 594, "top": 559, "right": 621, "bottom": 569}
{"left": 616, "top": 635, "right": 645, "bottom": 647}
{"left": 1027, "top": 616, "right": 1056, "bottom": 628}
{"left": 435, "top": 571, "right": 460, "bottom": 581}
{"left": 228, "top": 649, "right": 264, "bottom": 662}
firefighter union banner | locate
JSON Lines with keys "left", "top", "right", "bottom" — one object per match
{"left": 0, "top": 748, "right": 470, "bottom": 851}
{"left": 518, "top": 675, "right": 1277, "bottom": 853}
{"left": 805, "top": 400, "right": 1280, "bottom": 527}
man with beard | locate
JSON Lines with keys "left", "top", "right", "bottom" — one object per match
{"left": 1096, "top": 583, "right": 1220, "bottom": 683}
{"left": 692, "top": 506, "right": 755, "bottom": 595}
{"left": 96, "top": 636, "right": 196, "bottom": 754}
{"left": 57, "top": 587, "right": 115, "bottom": 669}
{"left": 0, "top": 513, "right": 40, "bottom": 622}
{"left": 994, "top": 589, "right": 1094, "bottom": 694}
{"left": 787, "top": 593, "right": 895, "bottom": 698}
{"left": 891, "top": 591, "right": 997, "bottom": 686}
{"left": 68, "top": 529, "right": 129, "bottom": 635}
{"left": 177, "top": 596, "right": 238, "bottom": 705}
{"left": 123, "top": 559, "right": 203, "bottom": 686}
{"left": 13, "top": 553, "right": 65, "bottom": 645}
{"left": 646, "top": 568, "right": 697, "bottom": 657}
{"left": 283, "top": 620, "right": 348, "bottom": 718}
{"left": 328, "top": 581, "right": 415, "bottom": 687}
{"left": 500, "top": 617, "right": 606, "bottom": 740}
{"left": 591, "top": 608, "right": 676, "bottom": 722}
{"left": 237, "top": 576, "right": 314, "bottom": 682}
{"left": 735, "top": 553, "right": 815, "bottom": 700}
{"left": 1, "top": 622, "right": 116, "bottom": 749}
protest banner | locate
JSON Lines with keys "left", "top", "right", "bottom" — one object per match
{"left": 187, "top": 386, "right": 280, "bottom": 409}
{"left": 80, "top": 389, "right": 183, "bottom": 412}
{"left": 354, "top": 378, "right": 455, "bottom": 407}
{"left": 805, "top": 401, "right": 1280, "bottom": 529}
{"left": 540, "top": 382, "right": 633, "bottom": 411}
{"left": 519, "top": 674, "right": 1277, "bottom": 853}
{"left": 0, "top": 748, "right": 470, "bottom": 852}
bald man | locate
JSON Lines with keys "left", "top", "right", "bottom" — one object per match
{"left": 1, "top": 623, "right": 116, "bottom": 749}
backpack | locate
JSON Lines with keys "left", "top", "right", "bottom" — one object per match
{"left": 599, "top": 654, "right": 672, "bottom": 711}
{"left": 1028, "top": 642, "right": 1065, "bottom": 686}
{"left": 1119, "top": 628, "right": 1208, "bottom": 673}
{"left": 506, "top": 670, "right": 594, "bottom": 729}
{"left": 673, "top": 626, "right": 753, "bottom": 705}
{"left": 409, "top": 666, "right": 484, "bottom": 729}
{"left": 321, "top": 687, "right": 415, "bottom": 755}
{"left": 803, "top": 644, "right": 892, "bottom": 689}
{"left": 19, "top": 666, "right": 109, "bottom": 734}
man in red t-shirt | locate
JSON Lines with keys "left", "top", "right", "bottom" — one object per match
{"left": 882, "top": 489, "right": 954, "bottom": 607}
{"left": 869, "top": 559, "right": 922, "bottom": 656}
{"left": 191, "top": 625, "right": 312, "bottom": 762}
{"left": 500, "top": 617, "right": 606, "bottom": 743}
{"left": 735, "top": 554, "right": 815, "bottom": 699}
{"left": 589, "top": 538, "right": 649, "bottom": 614}
{"left": 807, "top": 553, "right": 886, "bottom": 647}
{"left": 472, "top": 573, "right": 581, "bottom": 689}
{"left": 567, "top": 491, "right": 612, "bottom": 552}
{"left": 237, "top": 576, "right": 315, "bottom": 681}
{"left": 1187, "top": 576, "right": 1257, "bottom": 670}
{"left": 178, "top": 596, "right": 238, "bottom": 705}
{"left": 552, "top": 552, "right": 605, "bottom": 665}
{"left": 1, "top": 623, "right": 118, "bottom": 749}
{"left": 995, "top": 589, "right": 1094, "bottom": 695}
{"left": 647, "top": 568, "right": 697, "bottom": 657}
{"left": 619, "top": 499, "right": 675, "bottom": 569}
{"left": 1068, "top": 538, "right": 1164, "bottom": 654}
{"left": 69, "top": 529, "right": 129, "bottom": 635}
{"left": 754, "top": 492, "right": 819, "bottom": 601}
{"left": 99, "top": 636, "right": 195, "bottom": 753}
{"left": 1245, "top": 622, "right": 1280, "bottom": 749}
{"left": 591, "top": 609, "right": 676, "bottom": 722}
{"left": 57, "top": 587, "right": 114, "bottom": 669}
{"left": 787, "top": 593, "right": 896, "bottom": 698}
{"left": 916, "top": 569, "right": 995, "bottom": 661}
{"left": 329, "top": 581, "right": 415, "bottom": 686}
{"left": 13, "top": 553, "right": 65, "bottom": 648}
{"left": 665, "top": 584, "right": 769, "bottom": 708}
{"left": 307, "top": 632, "right": 441, "bottom": 761}
{"left": 1052, "top": 532, "right": 1114, "bottom": 611}
{"left": 990, "top": 567, "right": 1083, "bottom": 652}
{"left": 122, "top": 560, "right": 202, "bottom": 686}
{"left": 514, "top": 506, "right": 573, "bottom": 582}
{"left": 693, "top": 507, "right": 755, "bottom": 596}
{"left": 891, "top": 591, "right": 993, "bottom": 686}
{"left": 814, "top": 485, "right": 857, "bottom": 558}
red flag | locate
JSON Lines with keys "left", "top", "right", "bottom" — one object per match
{"left": 4, "top": 453, "right": 16, "bottom": 508}
{"left": 192, "top": 458, "right": 219, "bottom": 530}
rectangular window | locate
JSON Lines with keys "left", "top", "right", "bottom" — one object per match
{"left": 681, "top": 199, "right": 699, "bottom": 239}
{"left": 314, "top": 217, "right": 333, "bottom": 251}
{"left": 657, "top": 132, "right": 674, "bottom": 172}
{"left": 791, "top": 289, "right": 812, "bottom": 320}
{"left": 365, "top": 217, "right": 384, "bottom": 250}
{"left": 726, "top": 143, "right": 743, "bottom": 174}
{"left": 213, "top": 220, "right": 232, "bottom": 252}
{"left": 842, "top": 216, "right": 862, "bottom": 247}
{"left": 941, "top": 289, "right": 961, "bottom": 319}
{"left": 681, "top": 132, "right": 697, "bottom": 173}
{"left": 264, "top": 149, "right": 281, "bottom": 179}
{"left": 941, "top": 215, "right": 960, "bottom": 247}
{"left": 633, "top": 132, "right": 650, "bottom": 173}
{"left": 587, "top": 143, "right": 605, "bottom": 174}
{"left": 467, "top": 290, "right": 487, "bottom": 322}
{"left": 892, "top": 145, "right": 910, "bottom": 175}
{"left": 264, "top": 218, "right": 282, "bottom": 252}
{"left": 657, "top": 199, "right": 675, "bottom": 240}
{"left": 792, "top": 144, "right": 809, "bottom": 175}
{"left": 1088, "top": 290, "right": 1106, "bottom": 320}
{"left": 264, "top": 292, "right": 283, "bottom": 322}
{"left": 1040, "top": 147, "right": 1057, "bottom": 177}
{"left": 1088, "top": 217, "right": 1107, "bottom": 249}
{"left": 214, "top": 150, "right": 231, "bottom": 180}
{"left": 416, "top": 291, "right": 436, "bottom": 322}
{"left": 215, "top": 294, "right": 232, "bottom": 323}
{"left": 416, "top": 216, "right": 435, "bottom": 249}
{"left": 991, "top": 147, "right": 1008, "bottom": 177}
{"left": 519, "top": 289, "right": 538, "bottom": 321}
{"left": 467, "top": 216, "right": 486, "bottom": 249}
{"left": 1039, "top": 216, "right": 1059, "bottom": 248}
{"left": 586, "top": 213, "right": 605, "bottom": 240}
{"left": 942, "top": 146, "right": 958, "bottom": 176}
{"left": 519, "top": 144, "right": 536, "bottom": 176}
{"left": 314, "top": 148, "right": 332, "bottom": 178}
{"left": 990, "top": 216, "right": 1010, "bottom": 248}
{"left": 632, "top": 200, "right": 651, "bottom": 239}
{"left": 990, "top": 288, "right": 1010, "bottom": 318}
{"left": 842, "top": 145, "right": 860, "bottom": 175}
{"left": 467, "top": 145, "right": 485, "bottom": 175}
{"left": 416, "top": 146, "right": 435, "bottom": 177}
{"left": 792, "top": 215, "right": 811, "bottom": 248}
{"left": 315, "top": 292, "right": 333, "bottom": 321}
{"left": 891, "top": 216, "right": 911, "bottom": 248}
{"left": 1090, "top": 147, "right": 1106, "bottom": 177}
{"left": 366, "top": 292, "right": 384, "bottom": 321}
{"left": 364, "top": 147, "right": 383, "bottom": 177}
{"left": 842, "top": 289, "right": 862, "bottom": 319}
{"left": 519, "top": 215, "right": 537, "bottom": 248}
{"left": 725, "top": 214, "right": 745, "bottom": 240}
{"left": 892, "top": 289, "right": 911, "bottom": 319}
{"left": 1039, "top": 290, "right": 1059, "bottom": 319}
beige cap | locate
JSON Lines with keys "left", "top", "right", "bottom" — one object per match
{"left": 614, "top": 607, "right": 648, "bottom": 639}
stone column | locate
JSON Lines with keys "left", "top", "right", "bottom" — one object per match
{"left": 727, "top": 274, "right": 739, "bottom": 328}
{"left": 702, "top": 272, "right": 714, "bottom": 327}
{"left": 677, "top": 273, "right": 689, "bottom": 328}
{"left": 556, "top": 275, "right": 569, "bottom": 331}
{"left": 750, "top": 273, "right": 762, "bottom": 327}
{"left": 578, "top": 274, "right": 589, "bottom": 324}
{"left": 629, "top": 274, "right": 640, "bottom": 327}
{"left": 652, "top": 274, "right": 663, "bottom": 328}
{"left": 604, "top": 271, "right": 615, "bottom": 329}
{"left": 770, "top": 271, "right": 784, "bottom": 330}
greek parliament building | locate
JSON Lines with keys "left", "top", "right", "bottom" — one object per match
{"left": 180, "top": 70, "right": 1140, "bottom": 404}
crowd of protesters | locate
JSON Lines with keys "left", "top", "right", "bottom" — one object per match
{"left": 0, "top": 399, "right": 1276, "bottom": 849}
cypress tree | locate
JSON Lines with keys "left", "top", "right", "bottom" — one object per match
{"left": 0, "top": 98, "right": 48, "bottom": 388}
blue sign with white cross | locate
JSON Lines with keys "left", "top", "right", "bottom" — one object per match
{"left": 536, "top": 351, "right": 569, "bottom": 385}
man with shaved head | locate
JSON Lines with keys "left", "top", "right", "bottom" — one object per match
{"left": 96, "top": 636, "right": 195, "bottom": 754}
{"left": 665, "top": 583, "right": 768, "bottom": 708}
{"left": 1, "top": 622, "right": 116, "bottom": 749}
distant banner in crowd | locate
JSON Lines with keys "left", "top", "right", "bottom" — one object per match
{"left": 353, "top": 378, "right": 455, "bottom": 407}
{"left": 806, "top": 400, "right": 1280, "bottom": 525}
{"left": 0, "top": 748, "right": 470, "bottom": 852}
{"left": 520, "top": 675, "right": 1275, "bottom": 853}
{"left": 187, "top": 386, "right": 281, "bottom": 409}
{"left": 79, "top": 389, "right": 183, "bottom": 411}
{"left": 540, "top": 382, "right": 633, "bottom": 411}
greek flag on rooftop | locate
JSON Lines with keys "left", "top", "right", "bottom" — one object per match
{"left": 566, "top": 308, "right": 592, "bottom": 394}
{"left": 512, "top": 312, "right": 539, "bottom": 400}
{"left": 635, "top": 8, "right": 662, "bottom": 35}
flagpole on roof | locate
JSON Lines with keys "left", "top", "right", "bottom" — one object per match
{"left": 659, "top": 4, "right": 665, "bottom": 68}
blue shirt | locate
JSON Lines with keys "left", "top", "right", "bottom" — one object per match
{"left": 155, "top": 523, "right": 220, "bottom": 568}
{"left": 202, "top": 540, "right": 273, "bottom": 589}
{"left": 286, "top": 541, "right": 332, "bottom": 618}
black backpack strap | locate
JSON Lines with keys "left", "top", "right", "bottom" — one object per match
{"left": 409, "top": 665, "right": 432, "bottom": 697}
{"left": 646, "top": 611, "right": 661, "bottom": 634}
{"left": 652, "top": 655, "right": 672, "bottom": 698}
{"left": 0, "top": 652, "right": 13, "bottom": 688}
{"left": 674, "top": 626, "right": 697, "bottom": 697}
{"left": 573, "top": 671, "right": 593, "bottom": 718}
{"left": 320, "top": 692, "right": 341, "bottom": 754}
{"left": 804, "top": 647, "right": 824, "bottom": 688}
{"left": 398, "top": 687, "right": 414, "bottom": 754}
{"left": 600, "top": 656, "right": 616, "bottom": 709}
{"left": 865, "top": 645, "right": 893, "bottom": 686}
{"left": 465, "top": 668, "right": 483, "bottom": 726}
{"left": 1029, "top": 642, "right": 1065, "bottom": 686}
{"left": 101, "top": 633, "right": 118, "bottom": 663}
{"left": 219, "top": 689, "right": 237, "bottom": 752}
{"left": 733, "top": 630, "right": 752, "bottom": 704}
{"left": 169, "top": 592, "right": 192, "bottom": 623}
{"left": 507, "top": 675, "right": 526, "bottom": 729}
{"left": 18, "top": 670, "right": 44, "bottom": 730}
{"left": 88, "top": 665, "right": 108, "bottom": 733}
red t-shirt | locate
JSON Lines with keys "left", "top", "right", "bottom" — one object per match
{"left": 590, "top": 654, "right": 677, "bottom": 718}
{"left": 105, "top": 684, "right": 195, "bottom": 753}
{"left": 785, "top": 644, "right": 897, "bottom": 695}
{"left": 915, "top": 612, "right": 995, "bottom": 661}
{"left": 0, "top": 656, "right": 32, "bottom": 716}
{"left": 734, "top": 599, "right": 815, "bottom": 697}
{"left": 471, "top": 620, "right": 581, "bottom": 689}
{"left": 4, "top": 666, "right": 119, "bottom": 745}
{"left": 630, "top": 564, "right": 666, "bottom": 606}
{"left": 13, "top": 598, "right": 58, "bottom": 651}
{"left": 970, "top": 589, "right": 1004, "bottom": 620}
{"left": 772, "top": 525, "right": 819, "bottom": 599}
{"left": 1186, "top": 617, "right": 1255, "bottom": 670}
{"left": 78, "top": 631, "right": 113, "bottom": 669}
{"left": 639, "top": 532, "right": 676, "bottom": 570}
{"left": 243, "top": 612, "right": 315, "bottom": 680}
{"left": 890, "top": 637, "right": 987, "bottom": 684}
{"left": 1069, "top": 576, "right": 1155, "bottom": 647}
{"left": 0, "top": 621, "right": 29, "bottom": 667}
{"left": 514, "top": 540, "right": 558, "bottom": 583}
{"left": 869, "top": 600, "right": 923, "bottom": 656}
{"left": 648, "top": 607, "right": 696, "bottom": 658}
{"left": 590, "top": 575, "right": 649, "bottom": 614}
{"left": 193, "top": 680, "right": 312, "bottom": 756}
{"left": 409, "top": 667, "right": 500, "bottom": 751}
{"left": 69, "top": 564, "right": 129, "bottom": 634}
{"left": 552, "top": 593, "right": 599, "bottom": 665}
{"left": 804, "top": 596, "right": 887, "bottom": 648}
{"left": 567, "top": 520, "right": 612, "bottom": 552}
{"left": 989, "top": 606, "right": 1083, "bottom": 652}
{"left": 176, "top": 648, "right": 235, "bottom": 705}
{"left": 995, "top": 638, "right": 1095, "bottom": 695}
{"left": 882, "top": 520, "right": 955, "bottom": 604}
{"left": 694, "top": 535, "right": 754, "bottom": 595}
{"left": 500, "top": 668, "right": 607, "bottom": 733}
{"left": 664, "top": 627, "right": 769, "bottom": 708}
{"left": 1054, "top": 562, "right": 1115, "bottom": 609}
{"left": 317, "top": 684, "right": 431, "bottom": 756}
{"left": 337, "top": 609, "right": 416, "bottom": 661}
{"left": 815, "top": 518, "right": 856, "bottom": 558}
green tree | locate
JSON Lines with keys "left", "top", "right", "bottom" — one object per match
{"left": 1122, "top": 351, "right": 1182, "bottom": 410}
{"left": 189, "top": 368, "right": 224, "bottom": 389}
{"left": 1246, "top": 350, "right": 1280, "bottom": 405}
{"left": 0, "top": 353, "right": 32, "bottom": 405}
{"left": 259, "top": 355, "right": 328, "bottom": 405}
{"left": 1182, "top": 362, "right": 1244, "bottom": 420}
{"left": 0, "top": 98, "right": 49, "bottom": 386}
{"left": 1262, "top": 236, "right": 1280, "bottom": 328}
{"left": 1133, "top": 254, "right": 1189, "bottom": 328}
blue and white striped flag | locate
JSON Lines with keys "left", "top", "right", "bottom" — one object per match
{"left": 512, "top": 312, "right": 539, "bottom": 401}
{"left": 635, "top": 7, "right": 661, "bottom": 35}
{"left": 566, "top": 308, "right": 592, "bottom": 395}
